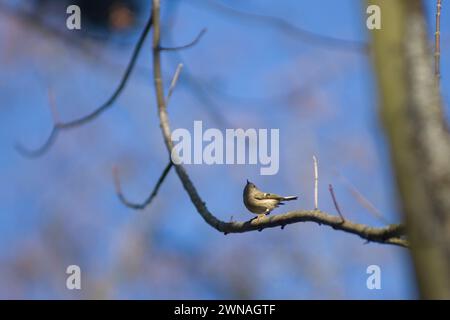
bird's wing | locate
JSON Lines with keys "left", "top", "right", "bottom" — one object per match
{"left": 255, "top": 192, "right": 283, "bottom": 200}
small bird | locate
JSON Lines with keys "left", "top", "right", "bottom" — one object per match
{"left": 243, "top": 180, "right": 298, "bottom": 219}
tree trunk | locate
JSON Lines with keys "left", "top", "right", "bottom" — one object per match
{"left": 368, "top": 0, "right": 450, "bottom": 299}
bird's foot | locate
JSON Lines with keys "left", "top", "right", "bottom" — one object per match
{"left": 249, "top": 214, "right": 268, "bottom": 224}
{"left": 257, "top": 214, "right": 267, "bottom": 221}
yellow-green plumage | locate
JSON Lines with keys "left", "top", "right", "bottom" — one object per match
{"left": 243, "top": 180, "right": 298, "bottom": 216}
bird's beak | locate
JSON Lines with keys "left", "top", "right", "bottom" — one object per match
{"left": 246, "top": 179, "right": 250, "bottom": 184}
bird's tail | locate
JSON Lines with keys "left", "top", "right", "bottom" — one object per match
{"left": 282, "top": 196, "right": 298, "bottom": 201}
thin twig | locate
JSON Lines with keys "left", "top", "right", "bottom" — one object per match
{"left": 313, "top": 155, "right": 318, "bottom": 210}
{"left": 435, "top": 0, "right": 442, "bottom": 81}
{"left": 190, "top": 0, "right": 368, "bottom": 53}
{"left": 165, "top": 1, "right": 351, "bottom": 115}
{"left": 160, "top": 28, "right": 207, "bottom": 51}
{"left": 113, "top": 162, "right": 173, "bottom": 210}
{"left": 329, "top": 184, "right": 345, "bottom": 222}
{"left": 150, "top": 0, "right": 407, "bottom": 248}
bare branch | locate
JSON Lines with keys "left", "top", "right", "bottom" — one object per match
{"left": 369, "top": 0, "right": 450, "bottom": 296}
{"left": 313, "top": 155, "right": 318, "bottom": 210}
{"left": 150, "top": 0, "right": 407, "bottom": 248}
{"left": 435, "top": 0, "right": 442, "bottom": 80}
{"left": 113, "top": 162, "right": 173, "bottom": 210}
{"left": 328, "top": 184, "right": 345, "bottom": 222}
{"left": 15, "top": 13, "right": 154, "bottom": 157}
{"left": 160, "top": 28, "right": 207, "bottom": 51}
{"left": 163, "top": 45, "right": 232, "bottom": 128}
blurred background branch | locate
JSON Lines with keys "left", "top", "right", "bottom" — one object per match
{"left": 150, "top": 0, "right": 407, "bottom": 248}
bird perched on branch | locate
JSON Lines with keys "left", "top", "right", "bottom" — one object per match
{"left": 243, "top": 180, "right": 298, "bottom": 219}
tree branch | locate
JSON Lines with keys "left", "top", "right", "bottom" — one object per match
{"left": 220, "top": 210, "right": 407, "bottom": 247}
{"left": 166, "top": 63, "right": 184, "bottom": 106}
{"left": 369, "top": 0, "right": 450, "bottom": 297}
{"left": 113, "top": 162, "right": 173, "bottom": 210}
{"left": 435, "top": 0, "right": 442, "bottom": 81}
{"left": 150, "top": 0, "right": 407, "bottom": 248}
